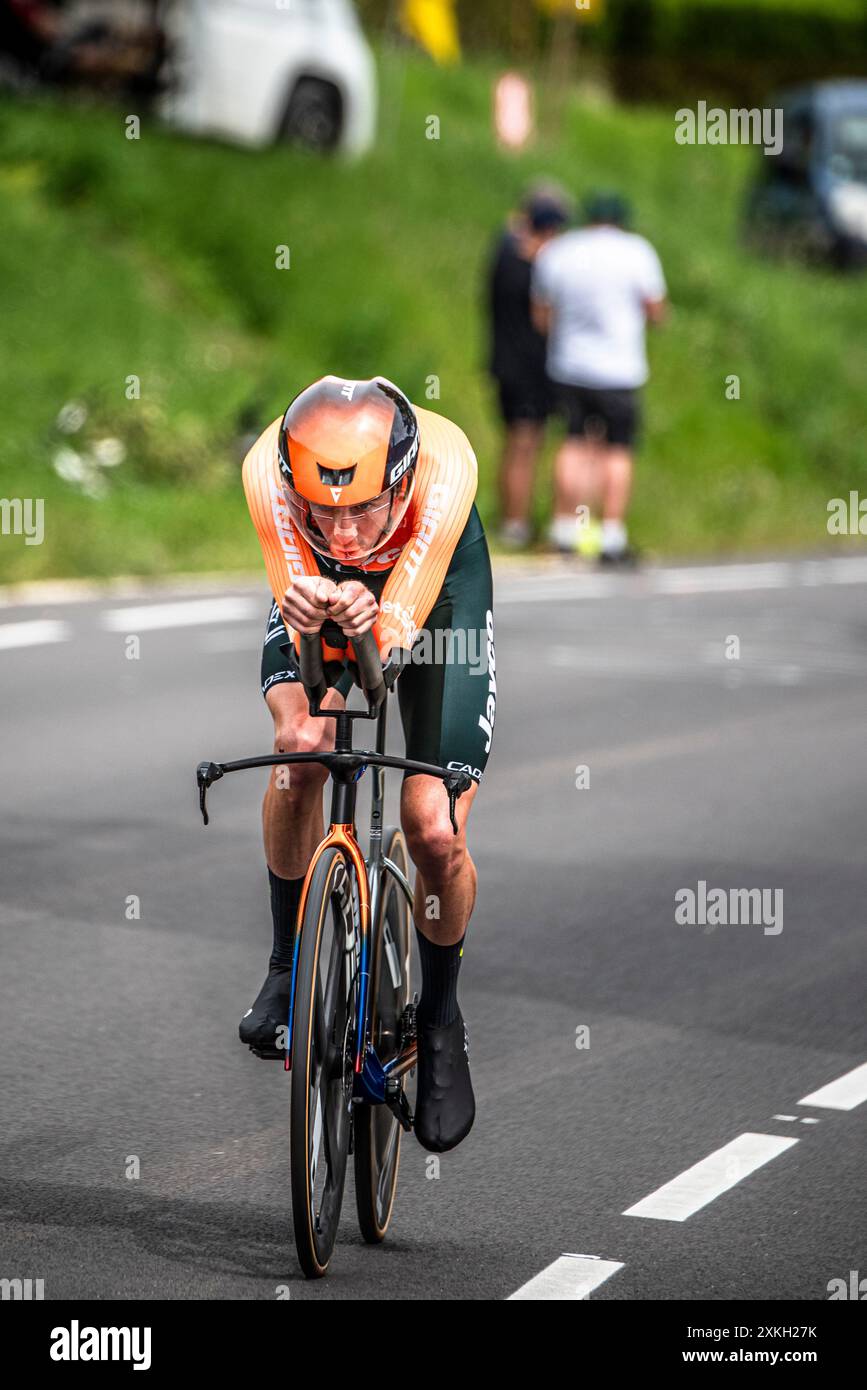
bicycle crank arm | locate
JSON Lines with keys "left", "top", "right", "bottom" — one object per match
{"left": 383, "top": 1076, "right": 414, "bottom": 1132}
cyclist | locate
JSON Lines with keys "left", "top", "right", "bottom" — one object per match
{"left": 239, "top": 376, "right": 495, "bottom": 1153}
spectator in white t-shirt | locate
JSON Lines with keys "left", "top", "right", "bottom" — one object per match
{"left": 532, "top": 193, "right": 668, "bottom": 563}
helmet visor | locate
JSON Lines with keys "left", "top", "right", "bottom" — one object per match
{"left": 284, "top": 473, "right": 414, "bottom": 565}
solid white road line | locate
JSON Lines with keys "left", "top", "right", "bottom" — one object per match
{"left": 623, "top": 1133, "right": 798, "bottom": 1222}
{"left": 198, "top": 630, "right": 262, "bottom": 654}
{"left": 0, "top": 619, "right": 72, "bottom": 650}
{"left": 498, "top": 555, "right": 867, "bottom": 604}
{"left": 655, "top": 562, "right": 791, "bottom": 594}
{"left": 798, "top": 1060, "right": 867, "bottom": 1111}
{"left": 508, "top": 1254, "right": 624, "bottom": 1301}
{"left": 100, "top": 597, "right": 260, "bottom": 632}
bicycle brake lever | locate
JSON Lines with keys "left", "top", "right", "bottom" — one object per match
{"left": 443, "top": 772, "right": 473, "bottom": 834}
{"left": 196, "top": 761, "right": 224, "bottom": 826}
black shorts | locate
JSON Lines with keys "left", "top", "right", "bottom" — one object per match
{"left": 555, "top": 383, "right": 640, "bottom": 447}
{"left": 260, "top": 507, "right": 497, "bottom": 783}
{"left": 495, "top": 375, "right": 552, "bottom": 426}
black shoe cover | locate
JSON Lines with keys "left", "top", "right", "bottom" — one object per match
{"left": 414, "top": 1012, "right": 475, "bottom": 1153}
{"left": 239, "top": 963, "right": 292, "bottom": 1056}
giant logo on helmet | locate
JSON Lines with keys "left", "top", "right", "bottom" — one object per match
{"left": 386, "top": 431, "right": 419, "bottom": 488}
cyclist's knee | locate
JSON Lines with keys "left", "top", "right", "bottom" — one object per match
{"left": 268, "top": 684, "right": 342, "bottom": 768}
{"left": 402, "top": 800, "right": 466, "bottom": 884}
{"left": 269, "top": 717, "right": 333, "bottom": 794}
{"left": 272, "top": 718, "right": 332, "bottom": 759}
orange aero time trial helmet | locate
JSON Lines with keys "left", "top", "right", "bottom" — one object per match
{"left": 277, "top": 376, "right": 419, "bottom": 566}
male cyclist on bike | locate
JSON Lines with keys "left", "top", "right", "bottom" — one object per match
{"left": 239, "top": 376, "right": 495, "bottom": 1153}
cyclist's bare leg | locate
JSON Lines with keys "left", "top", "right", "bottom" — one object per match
{"left": 263, "top": 681, "right": 345, "bottom": 878}
{"left": 240, "top": 681, "right": 346, "bottom": 1050}
{"left": 400, "top": 776, "right": 479, "bottom": 946}
{"left": 401, "top": 775, "right": 479, "bottom": 1151}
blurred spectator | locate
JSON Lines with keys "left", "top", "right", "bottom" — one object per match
{"left": 533, "top": 192, "right": 668, "bottom": 563}
{"left": 0, "top": 1, "right": 60, "bottom": 76}
{"left": 487, "top": 182, "right": 571, "bottom": 548}
{"left": 1, "top": 1, "right": 164, "bottom": 91}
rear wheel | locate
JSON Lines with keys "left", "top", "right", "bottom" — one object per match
{"left": 290, "top": 847, "right": 358, "bottom": 1278}
{"left": 354, "top": 828, "right": 414, "bottom": 1243}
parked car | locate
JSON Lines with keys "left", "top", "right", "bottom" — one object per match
{"left": 744, "top": 80, "right": 867, "bottom": 268}
{"left": 158, "top": 0, "right": 377, "bottom": 155}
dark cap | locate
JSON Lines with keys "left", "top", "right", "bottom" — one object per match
{"left": 521, "top": 181, "right": 572, "bottom": 232}
{"left": 583, "top": 191, "right": 631, "bottom": 228}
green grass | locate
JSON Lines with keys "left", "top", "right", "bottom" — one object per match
{"left": 0, "top": 47, "right": 865, "bottom": 583}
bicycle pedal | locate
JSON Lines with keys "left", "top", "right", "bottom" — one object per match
{"left": 384, "top": 1077, "right": 414, "bottom": 1132}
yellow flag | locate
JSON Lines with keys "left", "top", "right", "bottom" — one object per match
{"left": 400, "top": 0, "right": 461, "bottom": 65}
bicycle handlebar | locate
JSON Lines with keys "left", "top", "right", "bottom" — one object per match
{"left": 196, "top": 618, "right": 471, "bottom": 834}
{"left": 300, "top": 627, "right": 385, "bottom": 717}
{"left": 196, "top": 752, "right": 473, "bottom": 832}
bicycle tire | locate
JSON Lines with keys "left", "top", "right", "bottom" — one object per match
{"left": 354, "top": 827, "right": 413, "bottom": 1243}
{"left": 290, "top": 845, "right": 357, "bottom": 1278}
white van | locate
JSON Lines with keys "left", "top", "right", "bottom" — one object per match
{"left": 158, "top": 0, "right": 377, "bottom": 155}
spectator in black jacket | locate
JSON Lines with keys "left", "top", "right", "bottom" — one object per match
{"left": 487, "top": 183, "right": 571, "bottom": 547}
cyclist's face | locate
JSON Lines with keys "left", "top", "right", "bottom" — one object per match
{"left": 284, "top": 473, "right": 414, "bottom": 565}
{"left": 315, "top": 504, "right": 386, "bottom": 562}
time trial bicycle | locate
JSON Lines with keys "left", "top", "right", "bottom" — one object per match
{"left": 196, "top": 627, "right": 472, "bottom": 1278}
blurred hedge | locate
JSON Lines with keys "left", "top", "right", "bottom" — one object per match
{"left": 608, "top": 0, "right": 867, "bottom": 104}
{"left": 357, "top": 0, "right": 867, "bottom": 103}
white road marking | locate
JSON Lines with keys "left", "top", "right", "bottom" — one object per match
{"left": 654, "top": 562, "right": 791, "bottom": 594}
{"left": 0, "top": 619, "right": 72, "bottom": 650}
{"left": 100, "top": 597, "right": 260, "bottom": 632}
{"left": 623, "top": 1133, "right": 798, "bottom": 1222}
{"left": 546, "top": 645, "right": 867, "bottom": 685}
{"left": 508, "top": 1254, "right": 624, "bottom": 1301}
{"left": 198, "top": 630, "right": 262, "bottom": 654}
{"left": 798, "top": 1060, "right": 867, "bottom": 1111}
{"left": 498, "top": 555, "right": 867, "bottom": 604}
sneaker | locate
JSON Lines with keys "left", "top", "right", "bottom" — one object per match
{"left": 239, "top": 962, "right": 292, "bottom": 1057}
{"left": 498, "top": 519, "right": 531, "bottom": 549}
{"left": 599, "top": 546, "right": 639, "bottom": 569}
{"left": 413, "top": 1011, "right": 475, "bottom": 1153}
{"left": 547, "top": 517, "right": 579, "bottom": 554}
{"left": 576, "top": 518, "right": 604, "bottom": 559}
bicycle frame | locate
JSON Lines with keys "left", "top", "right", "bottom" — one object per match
{"left": 286, "top": 700, "right": 414, "bottom": 1089}
{"left": 196, "top": 691, "right": 469, "bottom": 1112}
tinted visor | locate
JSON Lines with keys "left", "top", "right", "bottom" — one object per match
{"left": 284, "top": 473, "right": 414, "bottom": 564}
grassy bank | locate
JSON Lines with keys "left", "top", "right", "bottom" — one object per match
{"left": 0, "top": 48, "right": 865, "bottom": 582}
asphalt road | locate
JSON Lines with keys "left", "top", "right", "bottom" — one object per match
{"left": 1, "top": 555, "right": 866, "bottom": 1301}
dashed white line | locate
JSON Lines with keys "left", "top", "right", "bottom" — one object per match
{"left": 508, "top": 1254, "right": 624, "bottom": 1301}
{"left": 623, "top": 1133, "right": 799, "bottom": 1222}
{"left": 798, "top": 1060, "right": 867, "bottom": 1111}
{"left": 100, "top": 597, "right": 260, "bottom": 632}
{"left": 0, "top": 619, "right": 72, "bottom": 650}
